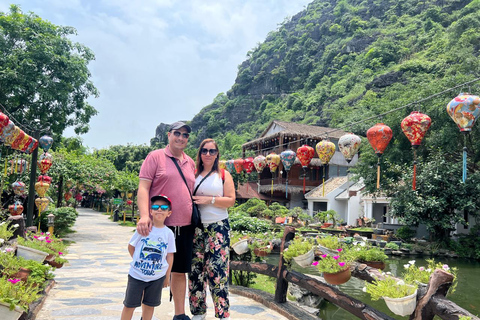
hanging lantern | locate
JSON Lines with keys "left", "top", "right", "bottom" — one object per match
{"left": 39, "top": 135, "right": 54, "bottom": 152}
{"left": 266, "top": 153, "right": 281, "bottom": 195}
{"left": 35, "top": 197, "right": 50, "bottom": 213}
{"left": 24, "top": 139, "right": 39, "bottom": 154}
{"left": 367, "top": 123, "right": 393, "bottom": 189}
{"left": 401, "top": 111, "right": 432, "bottom": 190}
{"left": 12, "top": 181, "right": 26, "bottom": 196}
{"left": 64, "top": 192, "right": 72, "bottom": 201}
{"left": 1, "top": 121, "right": 15, "bottom": 145}
{"left": 4, "top": 125, "right": 22, "bottom": 146}
{"left": 8, "top": 202, "right": 24, "bottom": 216}
{"left": 35, "top": 181, "right": 50, "bottom": 198}
{"left": 338, "top": 133, "right": 362, "bottom": 163}
{"left": 296, "top": 145, "right": 315, "bottom": 194}
{"left": 38, "top": 175, "right": 52, "bottom": 184}
{"left": 0, "top": 112, "right": 9, "bottom": 134}
{"left": 10, "top": 129, "right": 25, "bottom": 150}
{"left": 225, "top": 160, "right": 235, "bottom": 174}
{"left": 126, "top": 199, "right": 133, "bottom": 205}
{"left": 12, "top": 159, "right": 27, "bottom": 175}
{"left": 18, "top": 134, "right": 33, "bottom": 152}
{"left": 37, "top": 152, "right": 53, "bottom": 174}
{"left": 219, "top": 160, "right": 227, "bottom": 170}
{"left": 127, "top": 192, "right": 133, "bottom": 199}
{"left": 75, "top": 193, "right": 83, "bottom": 202}
{"left": 316, "top": 140, "right": 336, "bottom": 197}
{"left": 446, "top": 93, "right": 480, "bottom": 182}
{"left": 233, "top": 158, "right": 244, "bottom": 174}
{"left": 253, "top": 155, "right": 266, "bottom": 174}
{"left": 243, "top": 157, "right": 255, "bottom": 174}
{"left": 280, "top": 150, "right": 296, "bottom": 198}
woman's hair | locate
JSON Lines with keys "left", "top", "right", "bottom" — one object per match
{"left": 195, "top": 138, "right": 220, "bottom": 177}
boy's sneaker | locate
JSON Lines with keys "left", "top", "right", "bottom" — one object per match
{"left": 172, "top": 315, "right": 191, "bottom": 320}
{"left": 192, "top": 315, "right": 206, "bottom": 320}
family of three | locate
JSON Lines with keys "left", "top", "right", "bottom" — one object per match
{"left": 120, "top": 121, "right": 236, "bottom": 320}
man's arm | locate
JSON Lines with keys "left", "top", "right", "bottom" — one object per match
{"left": 136, "top": 179, "right": 152, "bottom": 236}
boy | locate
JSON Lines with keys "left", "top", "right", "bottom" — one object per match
{"left": 121, "top": 194, "right": 176, "bottom": 320}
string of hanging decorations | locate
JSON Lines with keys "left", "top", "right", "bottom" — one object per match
{"left": 229, "top": 77, "right": 480, "bottom": 195}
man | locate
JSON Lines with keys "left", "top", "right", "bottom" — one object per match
{"left": 137, "top": 121, "right": 195, "bottom": 320}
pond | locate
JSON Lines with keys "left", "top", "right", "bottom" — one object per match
{"left": 265, "top": 255, "right": 480, "bottom": 319}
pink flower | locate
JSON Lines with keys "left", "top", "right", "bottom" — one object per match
{"left": 443, "top": 264, "right": 450, "bottom": 271}
{"left": 46, "top": 240, "right": 52, "bottom": 243}
{"left": 333, "top": 255, "right": 340, "bottom": 260}
{"left": 336, "top": 248, "right": 343, "bottom": 252}
{"left": 321, "top": 254, "right": 327, "bottom": 258}
{"left": 311, "top": 261, "right": 319, "bottom": 266}
{"left": 338, "top": 262, "right": 346, "bottom": 267}
{"left": 58, "top": 252, "right": 63, "bottom": 255}
{"left": 8, "top": 278, "right": 21, "bottom": 284}
{"left": 419, "top": 267, "right": 425, "bottom": 271}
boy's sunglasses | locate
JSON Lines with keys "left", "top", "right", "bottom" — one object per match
{"left": 201, "top": 148, "right": 218, "bottom": 156}
{"left": 172, "top": 131, "right": 189, "bottom": 139}
{"left": 151, "top": 205, "right": 170, "bottom": 211}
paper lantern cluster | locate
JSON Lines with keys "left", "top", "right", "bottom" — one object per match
{"left": 35, "top": 136, "right": 54, "bottom": 213}
{"left": 0, "top": 112, "right": 39, "bottom": 153}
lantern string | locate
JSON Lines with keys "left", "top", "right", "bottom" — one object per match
{"left": 463, "top": 133, "right": 467, "bottom": 183}
{"left": 412, "top": 148, "right": 417, "bottom": 190}
{"left": 376, "top": 157, "right": 381, "bottom": 189}
{"left": 322, "top": 165, "right": 326, "bottom": 197}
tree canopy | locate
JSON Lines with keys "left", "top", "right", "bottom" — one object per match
{"left": 0, "top": 5, "right": 98, "bottom": 135}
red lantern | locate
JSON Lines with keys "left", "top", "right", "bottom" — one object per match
{"left": 75, "top": 193, "right": 83, "bottom": 202}
{"left": 64, "top": 192, "right": 72, "bottom": 201}
{"left": 296, "top": 145, "right": 315, "bottom": 194}
{"left": 233, "top": 158, "right": 244, "bottom": 174}
{"left": 38, "top": 175, "right": 52, "bottom": 184}
{"left": 127, "top": 200, "right": 133, "bottom": 205}
{"left": 401, "top": 111, "right": 432, "bottom": 190}
{"left": 367, "top": 123, "right": 393, "bottom": 189}
{"left": 243, "top": 157, "right": 254, "bottom": 174}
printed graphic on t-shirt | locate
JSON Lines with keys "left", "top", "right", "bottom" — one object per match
{"left": 134, "top": 237, "right": 167, "bottom": 276}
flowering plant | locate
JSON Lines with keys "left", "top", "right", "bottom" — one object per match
{"left": 0, "top": 276, "right": 39, "bottom": 311}
{"left": 0, "top": 221, "right": 16, "bottom": 242}
{"left": 282, "top": 237, "right": 314, "bottom": 263}
{"left": 365, "top": 276, "right": 417, "bottom": 300}
{"left": 351, "top": 245, "right": 388, "bottom": 263}
{"left": 312, "top": 248, "right": 352, "bottom": 274}
{"left": 403, "top": 259, "right": 458, "bottom": 294}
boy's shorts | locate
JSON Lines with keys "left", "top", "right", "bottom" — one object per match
{"left": 168, "top": 224, "right": 195, "bottom": 273}
{"left": 123, "top": 275, "right": 165, "bottom": 308}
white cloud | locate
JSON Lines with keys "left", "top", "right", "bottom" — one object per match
{"left": 2, "top": 0, "right": 312, "bottom": 149}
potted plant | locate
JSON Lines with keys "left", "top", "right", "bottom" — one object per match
{"left": 283, "top": 237, "right": 315, "bottom": 267}
{"left": 385, "top": 242, "right": 400, "bottom": 251}
{"left": 231, "top": 232, "right": 249, "bottom": 255}
{"left": 16, "top": 236, "right": 53, "bottom": 263}
{"left": 0, "top": 276, "right": 40, "bottom": 319}
{"left": 365, "top": 276, "right": 418, "bottom": 316}
{"left": 0, "top": 222, "right": 16, "bottom": 242}
{"left": 403, "top": 259, "right": 458, "bottom": 294}
{"left": 312, "top": 248, "right": 352, "bottom": 285}
{"left": 352, "top": 245, "right": 388, "bottom": 270}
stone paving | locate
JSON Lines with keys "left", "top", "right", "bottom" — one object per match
{"left": 36, "top": 208, "right": 289, "bottom": 320}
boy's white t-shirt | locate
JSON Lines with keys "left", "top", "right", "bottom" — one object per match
{"left": 128, "top": 226, "right": 176, "bottom": 282}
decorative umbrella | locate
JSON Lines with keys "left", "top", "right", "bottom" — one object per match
{"left": 225, "top": 160, "right": 235, "bottom": 174}
{"left": 315, "top": 140, "right": 336, "bottom": 196}
{"left": 401, "top": 111, "right": 432, "bottom": 190}
{"left": 446, "top": 93, "right": 480, "bottom": 182}
{"left": 296, "top": 145, "right": 315, "bottom": 194}
{"left": 37, "top": 152, "right": 53, "bottom": 175}
{"left": 233, "top": 158, "right": 244, "bottom": 174}
{"left": 367, "top": 123, "right": 393, "bottom": 189}
{"left": 39, "top": 135, "right": 54, "bottom": 152}
{"left": 266, "top": 152, "right": 281, "bottom": 195}
{"left": 280, "top": 150, "right": 296, "bottom": 198}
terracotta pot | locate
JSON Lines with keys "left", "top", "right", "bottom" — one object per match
{"left": 47, "top": 260, "right": 64, "bottom": 268}
{"left": 12, "top": 267, "right": 31, "bottom": 281}
{"left": 362, "top": 261, "right": 386, "bottom": 270}
{"left": 323, "top": 267, "right": 351, "bottom": 285}
{"left": 253, "top": 247, "right": 269, "bottom": 257}
{"left": 322, "top": 223, "right": 333, "bottom": 228}
{"left": 44, "top": 254, "right": 56, "bottom": 262}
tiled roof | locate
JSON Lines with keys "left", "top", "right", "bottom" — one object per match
{"left": 305, "top": 176, "right": 349, "bottom": 199}
{"left": 236, "top": 182, "right": 272, "bottom": 200}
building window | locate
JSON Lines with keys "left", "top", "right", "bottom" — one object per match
{"left": 383, "top": 206, "right": 388, "bottom": 223}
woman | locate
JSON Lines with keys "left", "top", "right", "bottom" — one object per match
{"left": 189, "top": 139, "right": 235, "bottom": 320}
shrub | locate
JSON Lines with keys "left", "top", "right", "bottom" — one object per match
{"left": 351, "top": 245, "right": 388, "bottom": 263}
{"left": 37, "top": 207, "right": 78, "bottom": 236}
{"left": 317, "top": 235, "right": 341, "bottom": 249}
{"left": 385, "top": 242, "right": 399, "bottom": 250}
{"left": 396, "top": 226, "right": 416, "bottom": 241}
{"left": 283, "top": 237, "right": 314, "bottom": 263}
{"left": 229, "top": 212, "right": 271, "bottom": 233}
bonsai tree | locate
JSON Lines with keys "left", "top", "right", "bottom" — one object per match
{"left": 289, "top": 207, "right": 304, "bottom": 224}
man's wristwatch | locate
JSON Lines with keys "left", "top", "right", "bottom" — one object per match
{"left": 211, "top": 196, "right": 216, "bottom": 204}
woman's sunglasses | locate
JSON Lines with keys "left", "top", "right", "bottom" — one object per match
{"left": 172, "top": 131, "right": 190, "bottom": 139}
{"left": 201, "top": 148, "right": 218, "bottom": 156}
{"left": 151, "top": 205, "right": 170, "bottom": 211}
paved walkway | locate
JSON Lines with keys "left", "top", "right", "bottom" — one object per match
{"left": 36, "top": 208, "right": 288, "bottom": 320}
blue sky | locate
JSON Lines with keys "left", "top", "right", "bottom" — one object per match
{"left": 1, "top": 0, "right": 311, "bottom": 149}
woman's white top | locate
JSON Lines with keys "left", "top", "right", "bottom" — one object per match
{"left": 194, "top": 172, "right": 228, "bottom": 224}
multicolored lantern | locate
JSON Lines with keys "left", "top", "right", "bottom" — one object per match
{"left": 39, "top": 135, "right": 54, "bottom": 152}
{"left": 367, "top": 123, "right": 393, "bottom": 189}
{"left": 338, "top": 133, "right": 362, "bottom": 163}
{"left": 38, "top": 175, "right": 52, "bottom": 184}
{"left": 233, "top": 158, "right": 244, "bottom": 174}
{"left": 75, "top": 193, "right": 83, "bottom": 202}
{"left": 10, "top": 129, "right": 25, "bottom": 150}
{"left": 8, "top": 202, "right": 24, "bottom": 216}
{"left": 18, "top": 134, "right": 33, "bottom": 152}
{"left": 12, "top": 181, "right": 26, "bottom": 196}
{"left": 0, "top": 112, "right": 9, "bottom": 134}
{"left": 37, "top": 152, "right": 53, "bottom": 174}
{"left": 266, "top": 152, "right": 281, "bottom": 195}
{"left": 219, "top": 160, "right": 227, "bottom": 170}
{"left": 296, "top": 145, "right": 315, "bottom": 194}
{"left": 4, "top": 125, "right": 22, "bottom": 146}
{"left": 64, "top": 192, "right": 72, "bottom": 201}
{"left": 243, "top": 157, "right": 255, "bottom": 174}
{"left": 401, "top": 111, "right": 432, "bottom": 189}
{"left": 35, "top": 197, "right": 50, "bottom": 213}
{"left": 280, "top": 150, "right": 296, "bottom": 198}
{"left": 253, "top": 155, "right": 266, "bottom": 174}
{"left": 316, "top": 140, "right": 336, "bottom": 196}
{"left": 446, "top": 93, "right": 480, "bottom": 182}
{"left": 35, "top": 181, "right": 50, "bottom": 198}
{"left": 24, "top": 139, "right": 39, "bottom": 154}
{"left": 225, "top": 160, "right": 235, "bottom": 174}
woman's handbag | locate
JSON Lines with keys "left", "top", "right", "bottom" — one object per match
{"left": 169, "top": 157, "right": 213, "bottom": 227}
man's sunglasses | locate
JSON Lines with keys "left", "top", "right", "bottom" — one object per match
{"left": 172, "top": 131, "right": 189, "bottom": 139}
{"left": 201, "top": 148, "right": 218, "bottom": 156}
{"left": 151, "top": 205, "right": 170, "bottom": 211}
